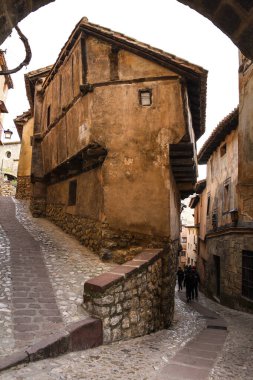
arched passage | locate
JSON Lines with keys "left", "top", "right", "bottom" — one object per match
{"left": 1, "top": 1, "right": 253, "bottom": 60}
{"left": 177, "top": 0, "right": 253, "bottom": 59}
{"left": 0, "top": 0, "right": 54, "bottom": 45}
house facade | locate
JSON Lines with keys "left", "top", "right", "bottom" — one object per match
{"left": 192, "top": 106, "right": 253, "bottom": 312}
{"left": 29, "top": 19, "right": 206, "bottom": 263}
{"left": 14, "top": 110, "right": 33, "bottom": 199}
{"left": 179, "top": 225, "right": 198, "bottom": 268}
{"left": 15, "top": 66, "right": 52, "bottom": 199}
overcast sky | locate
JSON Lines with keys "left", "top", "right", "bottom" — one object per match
{"left": 0, "top": 0, "right": 239, "bottom": 178}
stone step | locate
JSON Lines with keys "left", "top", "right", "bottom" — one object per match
{"left": 0, "top": 317, "right": 103, "bottom": 372}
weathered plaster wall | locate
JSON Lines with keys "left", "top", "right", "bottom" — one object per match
{"left": 238, "top": 56, "right": 253, "bottom": 222}
{"left": 0, "top": 142, "right": 21, "bottom": 177}
{"left": 17, "top": 117, "right": 33, "bottom": 176}
{"left": 118, "top": 50, "right": 175, "bottom": 80}
{"left": 205, "top": 129, "right": 238, "bottom": 231}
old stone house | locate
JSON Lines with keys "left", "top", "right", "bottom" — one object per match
{"left": 179, "top": 225, "right": 198, "bottom": 268}
{"left": 14, "top": 110, "right": 32, "bottom": 199}
{"left": 28, "top": 18, "right": 207, "bottom": 262}
{"left": 191, "top": 106, "right": 253, "bottom": 313}
{"left": 14, "top": 66, "right": 52, "bottom": 199}
{"left": 0, "top": 140, "right": 21, "bottom": 179}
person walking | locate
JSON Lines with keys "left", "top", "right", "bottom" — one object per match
{"left": 176, "top": 267, "right": 184, "bottom": 291}
{"left": 184, "top": 266, "right": 194, "bottom": 302}
{"left": 192, "top": 266, "right": 200, "bottom": 300}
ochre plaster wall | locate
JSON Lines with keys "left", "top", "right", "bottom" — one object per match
{"left": 17, "top": 117, "right": 33, "bottom": 176}
{"left": 118, "top": 50, "right": 175, "bottom": 80}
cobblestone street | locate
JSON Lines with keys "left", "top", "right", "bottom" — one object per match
{"left": 0, "top": 197, "right": 253, "bottom": 379}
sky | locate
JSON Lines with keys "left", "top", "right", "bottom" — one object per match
{"left": 0, "top": 0, "right": 239, "bottom": 178}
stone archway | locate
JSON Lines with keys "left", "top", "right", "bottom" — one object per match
{"left": 177, "top": 0, "right": 253, "bottom": 60}
{"left": 0, "top": 0, "right": 54, "bottom": 45}
{"left": 1, "top": 1, "right": 253, "bottom": 60}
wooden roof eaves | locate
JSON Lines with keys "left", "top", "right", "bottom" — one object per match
{"left": 14, "top": 109, "right": 32, "bottom": 139}
{"left": 198, "top": 107, "right": 239, "bottom": 165}
{"left": 189, "top": 195, "right": 200, "bottom": 209}
{"left": 195, "top": 179, "right": 206, "bottom": 194}
{"left": 24, "top": 66, "right": 52, "bottom": 109}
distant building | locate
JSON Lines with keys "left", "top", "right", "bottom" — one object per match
{"left": 14, "top": 65, "right": 52, "bottom": 199}
{"left": 179, "top": 198, "right": 197, "bottom": 268}
{"left": 0, "top": 141, "right": 20, "bottom": 180}
{"left": 14, "top": 110, "right": 33, "bottom": 199}
{"left": 179, "top": 225, "right": 198, "bottom": 268}
{"left": 191, "top": 105, "right": 253, "bottom": 313}
{"left": 0, "top": 50, "right": 13, "bottom": 140}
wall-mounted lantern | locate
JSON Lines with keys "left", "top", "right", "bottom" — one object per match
{"left": 4, "top": 129, "right": 13, "bottom": 139}
{"left": 230, "top": 209, "right": 239, "bottom": 226}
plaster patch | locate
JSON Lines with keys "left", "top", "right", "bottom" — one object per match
{"left": 124, "top": 157, "right": 134, "bottom": 166}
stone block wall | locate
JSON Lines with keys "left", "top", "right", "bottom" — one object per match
{"left": 204, "top": 230, "right": 253, "bottom": 313}
{"left": 16, "top": 176, "right": 31, "bottom": 199}
{"left": 83, "top": 248, "right": 176, "bottom": 343}
{"left": 0, "top": 179, "right": 16, "bottom": 197}
{"left": 45, "top": 203, "right": 170, "bottom": 258}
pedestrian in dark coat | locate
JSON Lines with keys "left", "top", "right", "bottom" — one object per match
{"left": 176, "top": 267, "right": 184, "bottom": 291}
{"left": 184, "top": 266, "right": 194, "bottom": 302}
{"left": 192, "top": 266, "right": 200, "bottom": 300}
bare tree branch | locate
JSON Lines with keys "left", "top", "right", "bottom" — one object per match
{"left": 0, "top": 26, "right": 32, "bottom": 75}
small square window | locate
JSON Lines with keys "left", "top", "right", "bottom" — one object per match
{"left": 220, "top": 143, "right": 226, "bottom": 157}
{"left": 139, "top": 89, "right": 152, "bottom": 106}
{"left": 68, "top": 180, "right": 77, "bottom": 206}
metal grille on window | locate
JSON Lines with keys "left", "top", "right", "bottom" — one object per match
{"left": 242, "top": 250, "right": 253, "bottom": 300}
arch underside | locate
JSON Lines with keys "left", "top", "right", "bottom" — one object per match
{"left": 0, "top": 1, "right": 253, "bottom": 59}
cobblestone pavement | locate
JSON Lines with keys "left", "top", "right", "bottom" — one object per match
{"left": 0, "top": 197, "right": 113, "bottom": 357}
{"left": 1, "top": 197, "right": 253, "bottom": 379}
{"left": 198, "top": 294, "right": 253, "bottom": 379}
{"left": 2, "top": 294, "right": 252, "bottom": 380}
{"left": 0, "top": 294, "right": 205, "bottom": 380}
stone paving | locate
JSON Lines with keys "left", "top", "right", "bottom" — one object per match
{"left": 1, "top": 197, "right": 253, "bottom": 379}
{"left": 0, "top": 197, "right": 113, "bottom": 357}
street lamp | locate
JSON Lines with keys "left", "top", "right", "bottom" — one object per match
{"left": 4, "top": 129, "right": 13, "bottom": 139}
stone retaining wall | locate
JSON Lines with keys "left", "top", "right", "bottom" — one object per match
{"left": 0, "top": 180, "right": 16, "bottom": 197}
{"left": 45, "top": 203, "right": 170, "bottom": 258}
{"left": 16, "top": 176, "right": 31, "bottom": 199}
{"left": 83, "top": 248, "right": 176, "bottom": 343}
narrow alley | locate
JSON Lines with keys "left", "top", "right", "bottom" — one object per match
{"left": 0, "top": 197, "right": 252, "bottom": 379}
